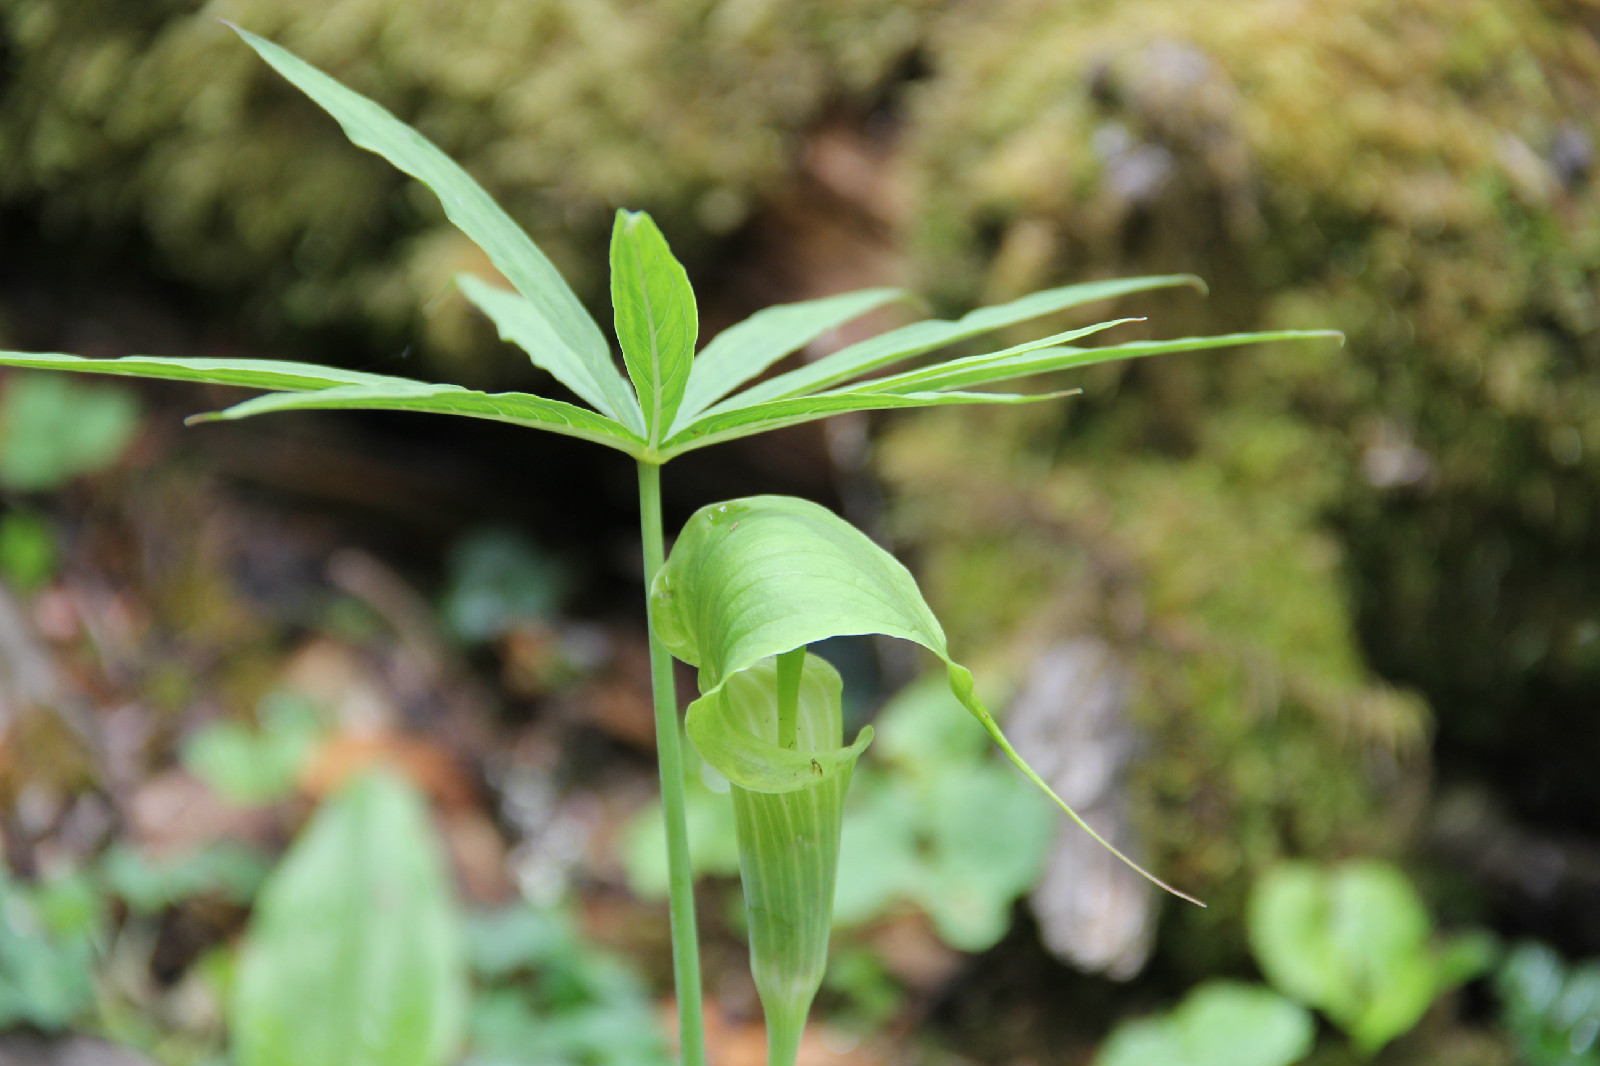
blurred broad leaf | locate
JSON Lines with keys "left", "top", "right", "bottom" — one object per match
{"left": 1497, "top": 941, "right": 1600, "bottom": 1066}
{"left": 1093, "top": 981, "right": 1315, "bottom": 1066}
{"left": 1248, "top": 860, "right": 1495, "bottom": 1055}
{"left": 100, "top": 842, "right": 272, "bottom": 914}
{"left": 0, "top": 870, "right": 102, "bottom": 1030}
{"left": 621, "top": 737, "right": 742, "bottom": 898}
{"left": 440, "top": 527, "right": 569, "bottom": 644}
{"left": 830, "top": 777, "right": 921, "bottom": 929}
{"left": 0, "top": 510, "right": 60, "bottom": 592}
{"left": 463, "top": 904, "right": 670, "bottom": 1066}
{"left": 182, "top": 693, "right": 325, "bottom": 806}
{"left": 233, "top": 770, "right": 466, "bottom": 1066}
{"left": 0, "top": 372, "right": 139, "bottom": 491}
{"left": 832, "top": 679, "right": 1054, "bottom": 951}
{"left": 873, "top": 674, "right": 991, "bottom": 770}
{"left": 914, "top": 763, "right": 1055, "bottom": 949}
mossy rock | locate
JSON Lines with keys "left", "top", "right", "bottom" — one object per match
{"left": 893, "top": 0, "right": 1600, "bottom": 847}
{"left": 0, "top": 0, "right": 939, "bottom": 368}
{"left": 879, "top": 406, "right": 1429, "bottom": 975}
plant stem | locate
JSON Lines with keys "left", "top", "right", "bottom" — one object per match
{"left": 775, "top": 646, "right": 805, "bottom": 751}
{"left": 763, "top": 994, "right": 808, "bottom": 1066}
{"left": 637, "top": 460, "right": 707, "bottom": 1066}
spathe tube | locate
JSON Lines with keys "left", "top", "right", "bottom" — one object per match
{"left": 690, "top": 654, "right": 867, "bottom": 1066}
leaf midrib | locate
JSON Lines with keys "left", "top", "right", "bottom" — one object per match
{"left": 631, "top": 232, "right": 668, "bottom": 449}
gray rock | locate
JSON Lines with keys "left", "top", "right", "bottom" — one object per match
{"left": 1008, "top": 639, "right": 1154, "bottom": 980}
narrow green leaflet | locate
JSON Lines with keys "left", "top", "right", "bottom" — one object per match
{"left": 827, "top": 316, "right": 1141, "bottom": 393}
{"left": 192, "top": 383, "right": 644, "bottom": 455}
{"left": 0, "top": 352, "right": 646, "bottom": 454}
{"left": 455, "top": 275, "right": 644, "bottom": 432}
{"left": 0, "top": 351, "right": 415, "bottom": 392}
{"left": 610, "top": 210, "right": 697, "bottom": 444}
{"left": 671, "top": 287, "right": 908, "bottom": 433}
{"left": 850, "top": 329, "right": 1345, "bottom": 396}
{"left": 230, "top": 26, "right": 632, "bottom": 419}
{"left": 233, "top": 771, "right": 466, "bottom": 1066}
{"left": 701, "top": 274, "right": 1203, "bottom": 414}
{"left": 660, "top": 388, "right": 1073, "bottom": 458}
{"left": 661, "top": 328, "right": 1342, "bottom": 457}
{"left": 649, "top": 495, "right": 1200, "bottom": 904}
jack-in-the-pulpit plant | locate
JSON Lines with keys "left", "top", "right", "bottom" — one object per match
{"left": 0, "top": 24, "right": 1339, "bottom": 1066}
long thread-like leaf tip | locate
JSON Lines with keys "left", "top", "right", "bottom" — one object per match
{"left": 996, "top": 727, "right": 1207, "bottom": 907}
{"left": 1182, "top": 274, "right": 1210, "bottom": 297}
{"left": 947, "top": 664, "right": 1206, "bottom": 907}
{"left": 183, "top": 411, "right": 223, "bottom": 426}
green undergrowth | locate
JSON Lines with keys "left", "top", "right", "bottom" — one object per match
{"left": 624, "top": 672, "right": 1056, "bottom": 954}
{"left": 0, "top": 0, "right": 940, "bottom": 366}
{"left": 879, "top": 406, "right": 1429, "bottom": 973}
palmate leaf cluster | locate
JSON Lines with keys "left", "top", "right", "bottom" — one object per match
{"left": 0, "top": 27, "right": 1332, "bottom": 465}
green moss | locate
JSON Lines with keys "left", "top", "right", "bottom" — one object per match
{"left": 893, "top": 0, "right": 1600, "bottom": 844}
{"left": 880, "top": 398, "right": 1428, "bottom": 975}
{"left": 0, "top": 0, "right": 943, "bottom": 364}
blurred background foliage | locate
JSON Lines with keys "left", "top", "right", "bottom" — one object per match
{"left": 3, "top": 1, "right": 1600, "bottom": 1063}
{"left": 0, "top": 0, "right": 936, "bottom": 369}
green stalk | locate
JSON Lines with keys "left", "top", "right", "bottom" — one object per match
{"left": 637, "top": 460, "right": 706, "bottom": 1066}
{"left": 775, "top": 646, "right": 805, "bottom": 751}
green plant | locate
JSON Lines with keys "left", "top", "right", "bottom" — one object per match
{"left": 0, "top": 372, "right": 140, "bottom": 492}
{"left": 620, "top": 729, "right": 743, "bottom": 896}
{"left": 832, "top": 675, "right": 1056, "bottom": 951}
{"left": 628, "top": 673, "right": 1058, "bottom": 955}
{"left": 0, "top": 840, "right": 271, "bottom": 1059}
{"left": 99, "top": 840, "right": 271, "bottom": 915}
{"left": 1093, "top": 981, "right": 1314, "bottom": 1066}
{"left": 0, "top": 23, "right": 1338, "bottom": 1066}
{"left": 1497, "top": 941, "right": 1600, "bottom": 1066}
{"left": 0, "top": 509, "right": 59, "bottom": 592}
{"left": 181, "top": 691, "right": 327, "bottom": 807}
{"left": 231, "top": 769, "right": 467, "bottom": 1066}
{"left": 1247, "top": 859, "right": 1494, "bottom": 1056}
{"left": 0, "top": 868, "right": 102, "bottom": 1030}
{"left": 440, "top": 527, "right": 570, "bottom": 645}
{"left": 465, "top": 903, "right": 671, "bottom": 1066}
